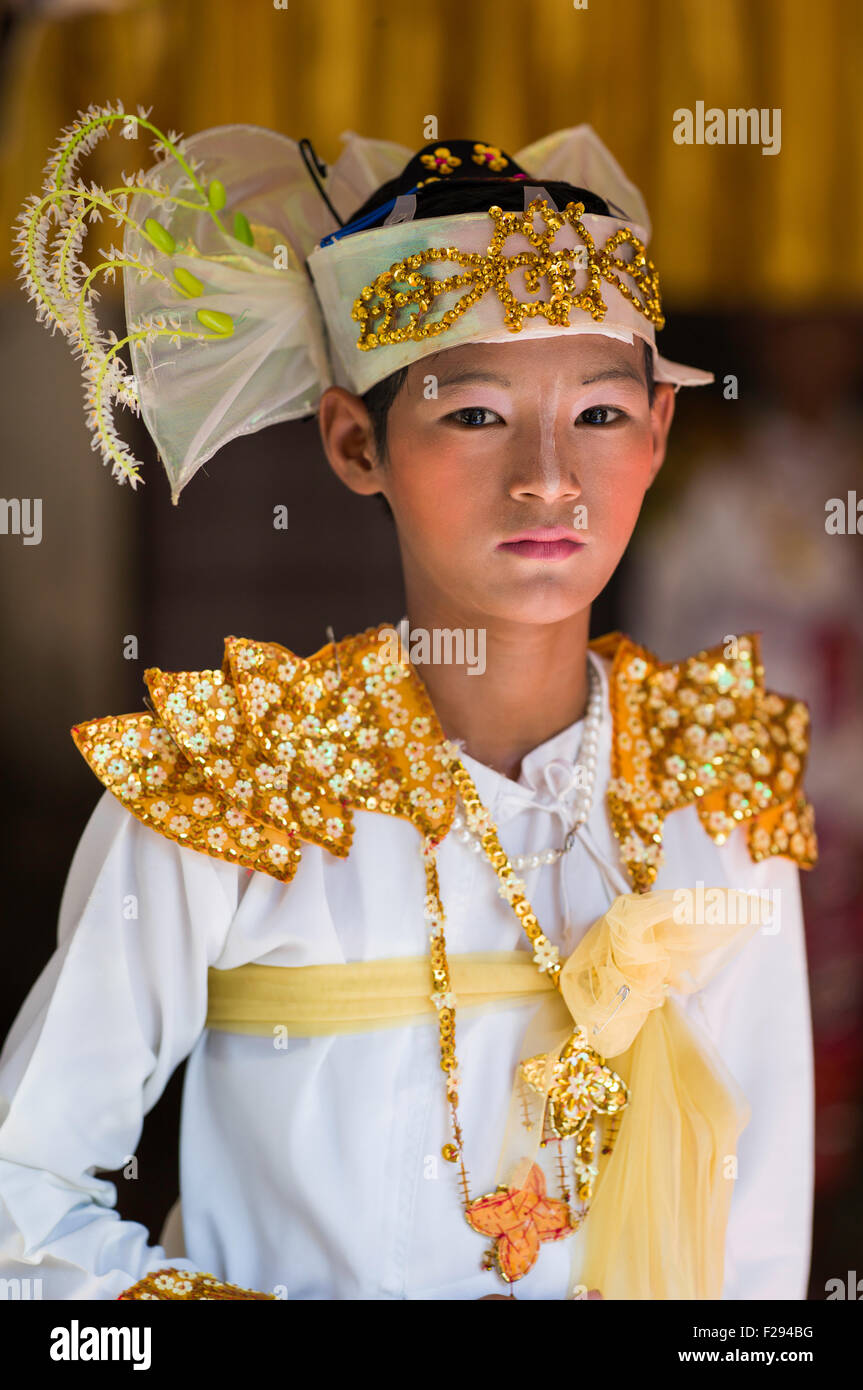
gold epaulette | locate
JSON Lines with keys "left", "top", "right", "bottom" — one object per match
{"left": 71, "top": 624, "right": 816, "bottom": 894}
{"left": 117, "top": 1268, "right": 275, "bottom": 1300}
{"left": 598, "top": 631, "right": 817, "bottom": 891}
{"left": 71, "top": 624, "right": 455, "bottom": 885}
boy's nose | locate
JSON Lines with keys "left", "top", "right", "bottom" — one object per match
{"left": 508, "top": 451, "right": 582, "bottom": 502}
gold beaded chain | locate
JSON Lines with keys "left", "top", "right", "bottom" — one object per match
{"left": 424, "top": 757, "right": 628, "bottom": 1287}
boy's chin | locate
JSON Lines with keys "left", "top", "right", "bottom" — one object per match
{"left": 464, "top": 587, "right": 596, "bottom": 627}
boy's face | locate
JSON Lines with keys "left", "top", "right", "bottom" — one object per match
{"left": 319, "top": 334, "right": 675, "bottom": 626}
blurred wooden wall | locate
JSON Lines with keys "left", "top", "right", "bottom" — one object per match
{"left": 1, "top": 0, "right": 862, "bottom": 307}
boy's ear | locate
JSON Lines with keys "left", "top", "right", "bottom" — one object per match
{"left": 647, "top": 383, "right": 676, "bottom": 483}
{"left": 317, "top": 386, "right": 386, "bottom": 498}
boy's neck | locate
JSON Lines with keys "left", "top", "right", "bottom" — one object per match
{"left": 400, "top": 601, "right": 593, "bottom": 782}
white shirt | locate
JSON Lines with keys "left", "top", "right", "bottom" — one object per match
{"left": 0, "top": 649, "right": 814, "bottom": 1299}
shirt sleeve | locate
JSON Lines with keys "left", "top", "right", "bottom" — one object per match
{"left": 680, "top": 830, "right": 815, "bottom": 1300}
{"left": 0, "top": 789, "right": 243, "bottom": 1299}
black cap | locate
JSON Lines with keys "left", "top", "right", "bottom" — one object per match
{"left": 343, "top": 138, "right": 612, "bottom": 230}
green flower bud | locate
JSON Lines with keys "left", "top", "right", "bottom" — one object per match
{"left": 233, "top": 211, "right": 254, "bottom": 246}
{"left": 173, "top": 267, "right": 204, "bottom": 297}
{"left": 144, "top": 217, "right": 176, "bottom": 255}
{"left": 208, "top": 180, "right": 227, "bottom": 211}
{"left": 196, "top": 308, "right": 234, "bottom": 336}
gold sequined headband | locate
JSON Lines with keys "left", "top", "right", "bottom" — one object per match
{"left": 351, "top": 197, "right": 664, "bottom": 351}
{"left": 307, "top": 183, "right": 713, "bottom": 399}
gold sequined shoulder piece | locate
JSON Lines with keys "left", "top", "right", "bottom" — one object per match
{"left": 143, "top": 643, "right": 351, "bottom": 864}
{"left": 220, "top": 625, "right": 456, "bottom": 840}
{"left": 71, "top": 691, "right": 304, "bottom": 884}
{"left": 71, "top": 622, "right": 456, "bottom": 886}
{"left": 117, "top": 1268, "right": 275, "bottom": 1300}
{"left": 602, "top": 632, "right": 818, "bottom": 892}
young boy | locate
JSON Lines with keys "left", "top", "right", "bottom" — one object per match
{"left": 2, "top": 111, "right": 816, "bottom": 1299}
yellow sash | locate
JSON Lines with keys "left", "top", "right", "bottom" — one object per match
{"left": 205, "top": 889, "right": 763, "bottom": 1300}
{"left": 206, "top": 950, "right": 553, "bottom": 1035}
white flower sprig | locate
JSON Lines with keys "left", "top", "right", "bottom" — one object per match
{"left": 11, "top": 100, "right": 237, "bottom": 488}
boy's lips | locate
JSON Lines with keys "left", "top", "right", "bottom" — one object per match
{"left": 497, "top": 527, "right": 587, "bottom": 561}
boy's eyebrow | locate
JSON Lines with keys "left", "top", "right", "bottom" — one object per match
{"left": 580, "top": 366, "right": 645, "bottom": 386}
{"left": 434, "top": 368, "right": 512, "bottom": 390}
{"left": 431, "top": 364, "right": 645, "bottom": 391}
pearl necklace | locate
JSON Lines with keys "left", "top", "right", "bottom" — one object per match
{"left": 449, "top": 655, "right": 604, "bottom": 870}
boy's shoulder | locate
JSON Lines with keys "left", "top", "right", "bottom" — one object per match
{"left": 70, "top": 623, "right": 451, "bottom": 885}
{"left": 70, "top": 623, "right": 816, "bottom": 891}
{"left": 593, "top": 630, "right": 817, "bottom": 890}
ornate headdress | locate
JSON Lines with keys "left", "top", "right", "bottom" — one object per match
{"left": 14, "top": 102, "right": 712, "bottom": 503}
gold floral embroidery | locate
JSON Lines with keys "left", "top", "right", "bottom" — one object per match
{"left": 117, "top": 1268, "right": 275, "bottom": 1300}
{"left": 419, "top": 146, "right": 461, "bottom": 176}
{"left": 71, "top": 625, "right": 816, "bottom": 892}
{"left": 472, "top": 142, "right": 509, "bottom": 172}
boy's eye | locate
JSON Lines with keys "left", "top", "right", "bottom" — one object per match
{"left": 577, "top": 405, "right": 624, "bottom": 426}
{"left": 447, "top": 407, "right": 503, "bottom": 428}
{"left": 446, "top": 405, "right": 626, "bottom": 427}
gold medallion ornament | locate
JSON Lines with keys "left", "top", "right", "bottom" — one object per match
{"left": 351, "top": 197, "right": 664, "bottom": 352}
{"left": 520, "top": 1029, "right": 628, "bottom": 1143}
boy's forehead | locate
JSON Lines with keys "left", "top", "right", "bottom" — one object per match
{"left": 415, "top": 333, "right": 645, "bottom": 384}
